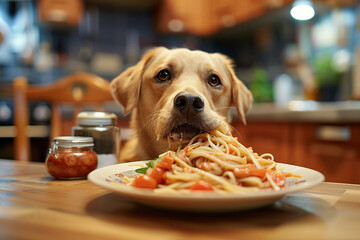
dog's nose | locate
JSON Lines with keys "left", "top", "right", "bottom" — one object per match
{"left": 174, "top": 93, "right": 204, "bottom": 114}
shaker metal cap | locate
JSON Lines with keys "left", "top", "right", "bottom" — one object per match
{"left": 52, "top": 136, "right": 94, "bottom": 147}
{"left": 77, "top": 111, "right": 117, "bottom": 126}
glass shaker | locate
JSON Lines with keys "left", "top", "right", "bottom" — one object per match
{"left": 46, "top": 136, "right": 97, "bottom": 179}
{"left": 72, "top": 111, "right": 121, "bottom": 168}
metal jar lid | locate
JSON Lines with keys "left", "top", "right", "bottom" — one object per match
{"left": 52, "top": 136, "right": 94, "bottom": 148}
{"left": 77, "top": 112, "right": 117, "bottom": 126}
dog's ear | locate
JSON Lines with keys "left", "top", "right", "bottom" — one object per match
{"left": 232, "top": 75, "right": 253, "bottom": 125}
{"left": 110, "top": 47, "right": 165, "bottom": 115}
{"left": 218, "top": 54, "right": 253, "bottom": 124}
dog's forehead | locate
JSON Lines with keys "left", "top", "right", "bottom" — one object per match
{"left": 151, "top": 49, "right": 224, "bottom": 69}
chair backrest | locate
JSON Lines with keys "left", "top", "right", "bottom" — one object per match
{"left": 13, "top": 72, "right": 114, "bottom": 162}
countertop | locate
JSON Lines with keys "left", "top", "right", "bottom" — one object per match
{"left": 102, "top": 100, "right": 360, "bottom": 123}
{"left": 243, "top": 100, "right": 360, "bottom": 123}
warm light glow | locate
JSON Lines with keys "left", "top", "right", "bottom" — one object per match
{"left": 290, "top": 0, "right": 315, "bottom": 21}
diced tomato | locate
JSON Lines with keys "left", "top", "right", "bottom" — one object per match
{"left": 189, "top": 180, "right": 214, "bottom": 191}
{"left": 249, "top": 168, "right": 266, "bottom": 178}
{"left": 148, "top": 167, "right": 165, "bottom": 184}
{"left": 132, "top": 175, "right": 157, "bottom": 189}
{"left": 234, "top": 165, "right": 266, "bottom": 179}
{"left": 156, "top": 152, "right": 174, "bottom": 170}
{"left": 267, "top": 171, "right": 286, "bottom": 187}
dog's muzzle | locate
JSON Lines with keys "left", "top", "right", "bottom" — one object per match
{"left": 168, "top": 93, "right": 206, "bottom": 141}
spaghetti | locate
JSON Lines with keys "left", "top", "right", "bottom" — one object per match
{"left": 129, "top": 122, "right": 297, "bottom": 194}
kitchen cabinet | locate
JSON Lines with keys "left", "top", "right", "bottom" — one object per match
{"left": 38, "top": 0, "right": 84, "bottom": 26}
{"left": 232, "top": 121, "right": 293, "bottom": 165}
{"left": 232, "top": 120, "right": 360, "bottom": 184}
{"left": 156, "top": 0, "right": 216, "bottom": 35}
{"left": 292, "top": 123, "right": 359, "bottom": 183}
{"left": 156, "top": 0, "right": 293, "bottom": 35}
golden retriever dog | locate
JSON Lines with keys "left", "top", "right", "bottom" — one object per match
{"left": 111, "top": 47, "right": 252, "bottom": 162}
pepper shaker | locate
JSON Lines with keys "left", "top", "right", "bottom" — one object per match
{"left": 72, "top": 112, "right": 121, "bottom": 168}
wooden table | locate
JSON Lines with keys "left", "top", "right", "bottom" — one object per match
{"left": 1, "top": 160, "right": 359, "bottom": 240}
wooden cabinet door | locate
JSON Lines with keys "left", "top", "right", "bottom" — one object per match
{"left": 293, "top": 123, "right": 359, "bottom": 183}
{"left": 231, "top": 121, "right": 292, "bottom": 164}
{"left": 156, "top": 0, "right": 294, "bottom": 35}
{"left": 156, "top": 0, "right": 216, "bottom": 35}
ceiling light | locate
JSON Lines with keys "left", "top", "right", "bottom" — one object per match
{"left": 290, "top": 0, "right": 315, "bottom": 21}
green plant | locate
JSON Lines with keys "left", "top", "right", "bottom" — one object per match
{"left": 250, "top": 67, "right": 273, "bottom": 103}
{"left": 313, "top": 53, "right": 341, "bottom": 86}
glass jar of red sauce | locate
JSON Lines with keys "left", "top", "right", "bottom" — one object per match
{"left": 46, "top": 136, "right": 97, "bottom": 179}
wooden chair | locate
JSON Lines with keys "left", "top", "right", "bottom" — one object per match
{"left": 13, "top": 72, "right": 115, "bottom": 162}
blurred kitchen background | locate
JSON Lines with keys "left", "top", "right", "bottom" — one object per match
{"left": 0, "top": 0, "right": 360, "bottom": 183}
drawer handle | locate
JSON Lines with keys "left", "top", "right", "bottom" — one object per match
{"left": 316, "top": 126, "right": 351, "bottom": 142}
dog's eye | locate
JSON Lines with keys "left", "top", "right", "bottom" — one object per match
{"left": 155, "top": 69, "right": 171, "bottom": 82}
{"left": 208, "top": 74, "right": 222, "bottom": 87}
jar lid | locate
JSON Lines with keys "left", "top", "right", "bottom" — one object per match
{"left": 52, "top": 136, "right": 94, "bottom": 147}
{"left": 77, "top": 112, "right": 117, "bottom": 126}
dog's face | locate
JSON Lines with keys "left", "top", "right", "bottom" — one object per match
{"left": 111, "top": 47, "right": 252, "bottom": 146}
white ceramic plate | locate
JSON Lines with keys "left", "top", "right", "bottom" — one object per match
{"left": 88, "top": 161, "right": 324, "bottom": 212}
